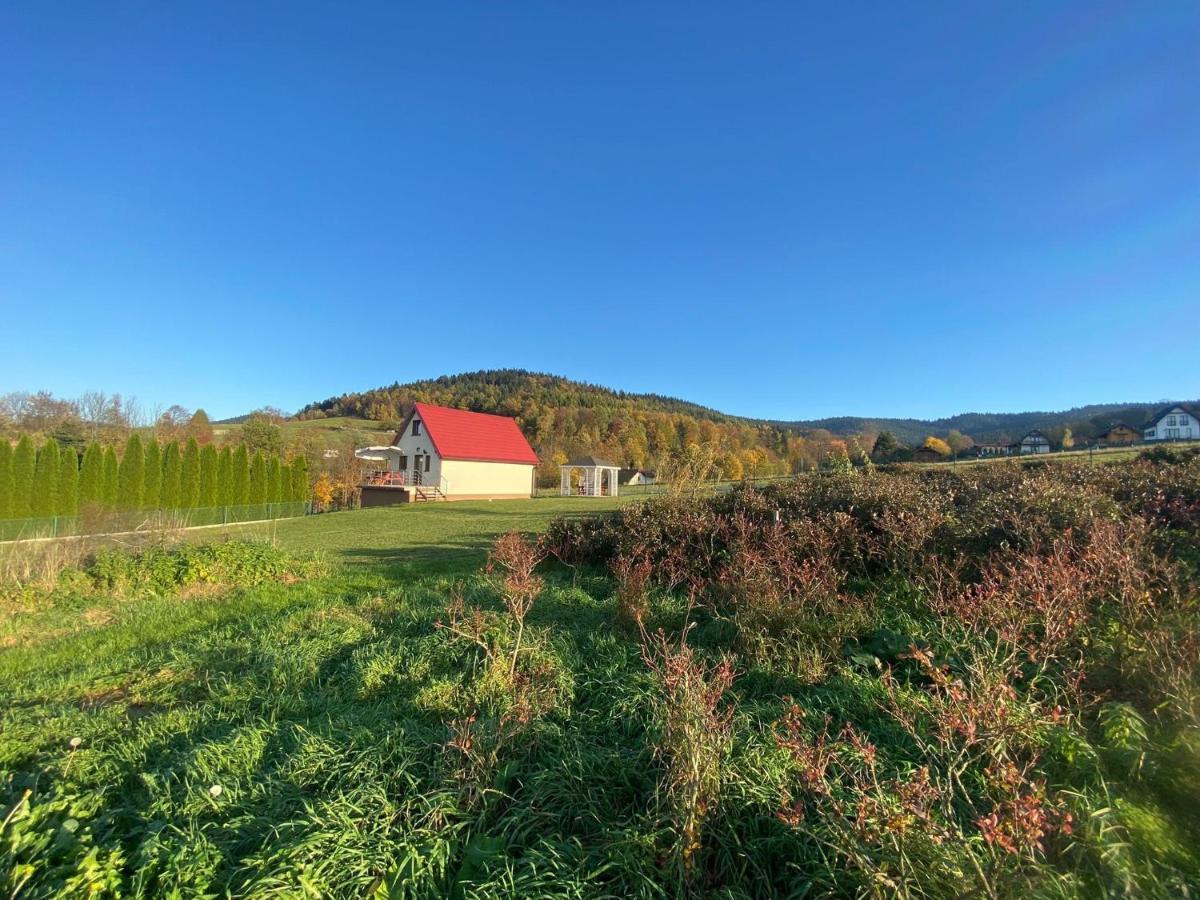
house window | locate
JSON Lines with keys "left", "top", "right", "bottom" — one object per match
{"left": 1180, "top": 415, "right": 1190, "bottom": 426}
{"left": 1145, "top": 429, "right": 1155, "bottom": 439}
{"left": 412, "top": 419, "right": 421, "bottom": 437}
{"left": 398, "top": 454, "right": 408, "bottom": 470}
{"left": 1166, "top": 415, "right": 1176, "bottom": 426}
{"left": 424, "top": 455, "right": 432, "bottom": 473}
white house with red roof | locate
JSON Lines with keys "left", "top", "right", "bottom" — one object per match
{"left": 356, "top": 402, "right": 539, "bottom": 503}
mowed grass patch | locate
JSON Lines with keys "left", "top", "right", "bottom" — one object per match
{"left": 207, "top": 495, "right": 636, "bottom": 575}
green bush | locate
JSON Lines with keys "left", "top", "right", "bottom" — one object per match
{"left": 85, "top": 541, "right": 327, "bottom": 597}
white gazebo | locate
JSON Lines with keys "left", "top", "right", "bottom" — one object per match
{"left": 560, "top": 456, "right": 620, "bottom": 497}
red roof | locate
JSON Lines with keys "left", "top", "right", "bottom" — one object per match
{"left": 406, "top": 402, "right": 539, "bottom": 465}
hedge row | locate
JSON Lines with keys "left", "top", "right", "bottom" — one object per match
{"left": 0, "top": 434, "right": 309, "bottom": 520}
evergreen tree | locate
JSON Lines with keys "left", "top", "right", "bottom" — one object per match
{"left": 142, "top": 440, "right": 162, "bottom": 509}
{"left": 102, "top": 446, "right": 119, "bottom": 508}
{"left": 117, "top": 433, "right": 144, "bottom": 510}
{"left": 31, "top": 439, "right": 60, "bottom": 518}
{"left": 199, "top": 445, "right": 219, "bottom": 508}
{"left": 58, "top": 447, "right": 79, "bottom": 517}
{"left": 290, "top": 456, "right": 309, "bottom": 503}
{"left": 11, "top": 435, "right": 36, "bottom": 519}
{"left": 249, "top": 452, "right": 267, "bottom": 505}
{"left": 0, "top": 440, "right": 13, "bottom": 520}
{"left": 232, "top": 445, "right": 250, "bottom": 506}
{"left": 78, "top": 443, "right": 104, "bottom": 510}
{"left": 216, "top": 447, "right": 233, "bottom": 507}
{"left": 267, "top": 456, "right": 282, "bottom": 504}
{"left": 871, "top": 431, "right": 904, "bottom": 463}
{"left": 161, "top": 442, "right": 182, "bottom": 510}
{"left": 181, "top": 437, "right": 201, "bottom": 509}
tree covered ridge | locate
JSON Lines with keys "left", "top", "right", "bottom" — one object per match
{"left": 299, "top": 369, "right": 812, "bottom": 478}
{"left": 299, "top": 369, "right": 746, "bottom": 425}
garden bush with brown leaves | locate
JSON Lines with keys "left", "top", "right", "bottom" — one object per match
{"left": 544, "top": 454, "right": 1200, "bottom": 894}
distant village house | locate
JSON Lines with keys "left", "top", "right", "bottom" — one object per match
{"left": 972, "top": 442, "right": 1010, "bottom": 458}
{"left": 1143, "top": 405, "right": 1197, "bottom": 442}
{"left": 910, "top": 446, "right": 945, "bottom": 463}
{"left": 1095, "top": 423, "right": 1140, "bottom": 446}
{"left": 619, "top": 468, "right": 655, "bottom": 486}
{"left": 1011, "top": 430, "right": 1051, "bottom": 455}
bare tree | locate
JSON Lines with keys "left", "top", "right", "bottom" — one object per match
{"left": 77, "top": 391, "right": 112, "bottom": 440}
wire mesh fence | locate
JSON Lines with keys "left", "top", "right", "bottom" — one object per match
{"left": 0, "top": 501, "right": 311, "bottom": 543}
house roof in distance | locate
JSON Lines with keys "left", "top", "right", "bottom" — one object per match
{"left": 399, "top": 402, "right": 539, "bottom": 465}
{"left": 564, "top": 455, "right": 619, "bottom": 468}
{"left": 1144, "top": 403, "right": 1200, "bottom": 426}
{"left": 1096, "top": 423, "right": 1138, "bottom": 437}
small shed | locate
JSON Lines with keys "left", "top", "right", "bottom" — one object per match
{"left": 619, "top": 468, "right": 655, "bottom": 486}
{"left": 560, "top": 456, "right": 620, "bottom": 497}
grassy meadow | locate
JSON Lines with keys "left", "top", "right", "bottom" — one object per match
{"left": 2, "top": 458, "right": 1199, "bottom": 897}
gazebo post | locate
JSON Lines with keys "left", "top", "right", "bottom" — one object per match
{"left": 612, "top": 466, "right": 618, "bottom": 497}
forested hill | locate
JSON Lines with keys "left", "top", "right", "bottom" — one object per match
{"left": 299, "top": 370, "right": 1193, "bottom": 479}
{"left": 778, "top": 401, "right": 1195, "bottom": 447}
{"left": 298, "top": 369, "right": 801, "bottom": 477}
{"left": 301, "top": 369, "right": 741, "bottom": 426}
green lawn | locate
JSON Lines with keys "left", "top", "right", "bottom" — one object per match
{"left": 211, "top": 495, "right": 635, "bottom": 573}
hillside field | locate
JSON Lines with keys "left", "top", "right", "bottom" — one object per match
{"left": 2, "top": 457, "right": 1199, "bottom": 897}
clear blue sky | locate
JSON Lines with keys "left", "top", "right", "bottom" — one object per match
{"left": 2, "top": 3, "right": 1197, "bottom": 421}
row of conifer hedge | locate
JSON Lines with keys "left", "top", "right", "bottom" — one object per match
{"left": 0, "top": 433, "right": 309, "bottom": 522}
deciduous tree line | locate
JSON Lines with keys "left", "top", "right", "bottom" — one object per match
{"left": 0, "top": 433, "right": 310, "bottom": 520}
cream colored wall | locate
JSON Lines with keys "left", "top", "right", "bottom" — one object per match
{"left": 440, "top": 459, "right": 535, "bottom": 497}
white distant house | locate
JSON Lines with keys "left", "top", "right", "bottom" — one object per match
{"left": 619, "top": 468, "right": 656, "bottom": 486}
{"left": 1012, "top": 430, "right": 1051, "bottom": 455}
{"left": 1143, "top": 405, "right": 1198, "bottom": 442}
{"left": 355, "top": 402, "right": 538, "bottom": 504}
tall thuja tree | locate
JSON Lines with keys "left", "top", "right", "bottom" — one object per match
{"left": 216, "top": 447, "right": 233, "bottom": 508}
{"left": 0, "top": 440, "right": 13, "bottom": 519}
{"left": 78, "top": 443, "right": 104, "bottom": 510}
{"left": 31, "top": 439, "right": 59, "bottom": 518}
{"left": 290, "top": 456, "right": 309, "bottom": 503}
{"left": 199, "top": 445, "right": 218, "bottom": 508}
{"left": 181, "top": 438, "right": 201, "bottom": 509}
{"left": 248, "top": 452, "right": 267, "bottom": 505}
{"left": 232, "top": 445, "right": 250, "bottom": 506}
{"left": 142, "top": 439, "right": 162, "bottom": 510}
{"left": 117, "top": 433, "right": 144, "bottom": 510}
{"left": 102, "top": 446, "right": 119, "bottom": 509}
{"left": 160, "top": 442, "right": 182, "bottom": 510}
{"left": 11, "top": 435, "right": 36, "bottom": 519}
{"left": 267, "top": 456, "right": 283, "bottom": 504}
{"left": 58, "top": 447, "right": 79, "bottom": 517}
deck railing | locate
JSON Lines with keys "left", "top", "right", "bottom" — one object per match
{"left": 361, "top": 470, "right": 406, "bottom": 487}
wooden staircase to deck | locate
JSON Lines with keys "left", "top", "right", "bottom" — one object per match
{"left": 413, "top": 485, "right": 446, "bottom": 502}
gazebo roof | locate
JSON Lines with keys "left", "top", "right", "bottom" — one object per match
{"left": 563, "top": 455, "right": 619, "bottom": 468}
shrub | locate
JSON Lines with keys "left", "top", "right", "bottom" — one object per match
{"left": 641, "top": 626, "right": 735, "bottom": 884}
{"left": 85, "top": 541, "right": 327, "bottom": 597}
